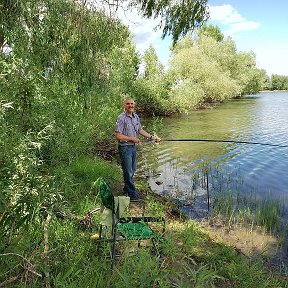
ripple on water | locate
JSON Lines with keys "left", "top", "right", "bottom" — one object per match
{"left": 140, "top": 92, "right": 288, "bottom": 209}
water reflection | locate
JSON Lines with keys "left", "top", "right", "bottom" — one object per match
{"left": 139, "top": 92, "right": 288, "bottom": 210}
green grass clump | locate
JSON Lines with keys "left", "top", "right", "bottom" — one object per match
{"left": 68, "top": 155, "right": 121, "bottom": 188}
{"left": 1, "top": 163, "right": 288, "bottom": 288}
{"left": 212, "top": 190, "right": 283, "bottom": 234}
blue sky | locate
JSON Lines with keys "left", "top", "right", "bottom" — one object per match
{"left": 208, "top": 0, "right": 288, "bottom": 76}
{"left": 119, "top": 0, "right": 288, "bottom": 76}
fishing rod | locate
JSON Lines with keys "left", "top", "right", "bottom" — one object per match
{"left": 160, "top": 138, "right": 288, "bottom": 148}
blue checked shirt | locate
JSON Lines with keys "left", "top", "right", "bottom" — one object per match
{"left": 115, "top": 112, "right": 142, "bottom": 145}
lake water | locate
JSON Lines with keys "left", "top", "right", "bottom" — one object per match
{"left": 138, "top": 91, "right": 288, "bottom": 216}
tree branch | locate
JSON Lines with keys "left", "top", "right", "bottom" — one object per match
{"left": 0, "top": 276, "right": 19, "bottom": 288}
{"left": 0, "top": 253, "right": 42, "bottom": 287}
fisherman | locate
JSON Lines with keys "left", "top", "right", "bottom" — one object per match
{"left": 115, "top": 98, "right": 161, "bottom": 200}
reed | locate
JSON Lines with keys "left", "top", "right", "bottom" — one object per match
{"left": 184, "top": 163, "right": 286, "bottom": 235}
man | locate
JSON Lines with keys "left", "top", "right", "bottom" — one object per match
{"left": 115, "top": 98, "right": 161, "bottom": 200}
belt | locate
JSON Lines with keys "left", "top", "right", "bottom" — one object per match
{"left": 118, "top": 141, "right": 135, "bottom": 146}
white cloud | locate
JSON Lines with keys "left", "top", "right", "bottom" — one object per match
{"left": 225, "top": 21, "right": 260, "bottom": 35}
{"left": 116, "top": 7, "right": 162, "bottom": 55}
{"left": 208, "top": 4, "right": 260, "bottom": 36}
{"left": 207, "top": 5, "right": 288, "bottom": 75}
{"left": 114, "top": 3, "right": 288, "bottom": 76}
{"left": 209, "top": 4, "right": 245, "bottom": 24}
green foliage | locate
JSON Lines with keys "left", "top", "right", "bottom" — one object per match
{"left": 1, "top": 2, "right": 287, "bottom": 287}
{"left": 168, "top": 34, "right": 241, "bottom": 110}
{"left": 135, "top": 46, "right": 172, "bottom": 115}
{"left": 133, "top": 25, "right": 269, "bottom": 115}
{"left": 0, "top": 0, "right": 137, "bottom": 261}
{"left": 255, "top": 199, "right": 281, "bottom": 232}
{"left": 108, "top": 38, "right": 141, "bottom": 102}
{"left": 198, "top": 24, "right": 224, "bottom": 42}
{"left": 68, "top": 155, "right": 121, "bottom": 189}
{"left": 1, "top": 195, "right": 287, "bottom": 287}
{"left": 1, "top": 4, "right": 133, "bottom": 133}
{"left": 136, "top": 0, "right": 209, "bottom": 44}
{"left": 271, "top": 74, "right": 288, "bottom": 90}
{"left": 166, "top": 30, "right": 268, "bottom": 111}
{"left": 197, "top": 34, "right": 266, "bottom": 95}
{"left": 143, "top": 45, "right": 164, "bottom": 78}
{"left": 0, "top": 128, "right": 58, "bottom": 236}
{"left": 173, "top": 260, "right": 223, "bottom": 287}
{"left": 212, "top": 189, "right": 283, "bottom": 234}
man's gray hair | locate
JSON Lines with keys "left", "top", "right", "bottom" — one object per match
{"left": 123, "top": 97, "right": 135, "bottom": 104}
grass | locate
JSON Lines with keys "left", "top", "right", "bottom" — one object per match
{"left": 176, "top": 163, "right": 286, "bottom": 236}
{"left": 1, "top": 157, "right": 288, "bottom": 287}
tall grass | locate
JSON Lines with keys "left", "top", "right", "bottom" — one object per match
{"left": 1, "top": 174, "right": 287, "bottom": 287}
{"left": 188, "top": 164, "right": 285, "bottom": 234}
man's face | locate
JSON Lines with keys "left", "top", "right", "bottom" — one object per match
{"left": 124, "top": 100, "right": 135, "bottom": 113}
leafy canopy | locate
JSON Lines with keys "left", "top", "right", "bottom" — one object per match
{"left": 137, "top": 0, "right": 209, "bottom": 43}
{"left": 84, "top": 0, "right": 209, "bottom": 44}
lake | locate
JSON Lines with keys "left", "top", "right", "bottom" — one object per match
{"left": 139, "top": 91, "right": 288, "bottom": 216}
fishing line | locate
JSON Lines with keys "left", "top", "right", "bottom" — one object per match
{"left": 159, "top": 139, "right": 288, "bottom": 148}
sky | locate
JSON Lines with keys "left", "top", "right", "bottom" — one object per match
{"left": 117, "top": 0, "right": 288, "bottom": 77}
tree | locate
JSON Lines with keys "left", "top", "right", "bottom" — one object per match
{"left": 1, "top": 0, "right": 209, "bottom": 52}
{"left": 83, "top": 0, "right": 209, "bottom": 44}
{"left": 135, "top": 45, "right": 170, "bottom": 115}
{"left": 143, "top": 45, "right": 164, "bottom": 78}
{"left": 168, "top": 35, "right": 241, "bottom": 109}
{"left": 0, "top": 0, "right": 138, "bottom": 236}
{"left": 271, "top": 74, "right": 288, "bottom": 90}
{"left": 198, "top": 24, "right": 224, "bottom": 42}
{"left": 138, "top": 0, "right": 209, "bottom": 43}
{"left": 196, "top": 29, "right": 266, "bottom": 95}
{"left": 0, "top": 1, "right": 209, "bottom": 285}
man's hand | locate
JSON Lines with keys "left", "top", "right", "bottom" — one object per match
{"left": 151, "top": 134, "right": 161, "bottom": 143}
{"left": 131, "top": 137, "right": 140, "bottom": 144}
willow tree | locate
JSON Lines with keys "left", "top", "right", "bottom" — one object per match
{"left": 134, "top": 45, "right": 170, "bottom": 114}
{"left": 271, "top": 74, "right": 288, "bottom": 90}
{"left": 197, "top": 25, "right": 268, "bottom": 95}
{"left": 198, "top": 23, "right": 224, "bottom": 42}
{"left": 80, "top": 0, "right": 209, "bottom": 44}
{"left": 168, "top": 33, "right": 266, "bottom": 112}
{"left": 0, "top": 0, "right": 139, "bottom": 256}
{"left": 0, "top": 1, "right": 211, "bottom": 286}
{"left": 166, "top": 34, "right": 242, "bottom": 112}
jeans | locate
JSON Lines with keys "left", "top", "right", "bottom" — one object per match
{"left": 118, "top": 145, "right": 137, "bottom": 197}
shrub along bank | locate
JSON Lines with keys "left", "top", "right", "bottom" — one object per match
{"left": 1, "top": 1, "right": 287, "bottom": 287}
{"left": 1, "top": 155, "right": 287, "bottom": 287}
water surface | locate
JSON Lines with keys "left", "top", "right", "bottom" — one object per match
{"left": 139, "top": 92, "right": 288, "bottom": 212}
